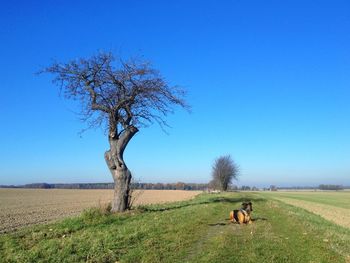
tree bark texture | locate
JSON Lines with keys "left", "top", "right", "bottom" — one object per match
{"left": 111, "top": 167, "right": 131, "bottom": 212}
{"left": 104, "top": 126, "right": 138, "bottom": 212}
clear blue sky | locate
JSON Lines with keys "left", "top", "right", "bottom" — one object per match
{"left": 0, "top": 0, "right": 349, "bottom": 187}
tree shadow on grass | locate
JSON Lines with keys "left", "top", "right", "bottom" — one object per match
{"left": 136, "top": 196, "right": 266, "bottom": 213}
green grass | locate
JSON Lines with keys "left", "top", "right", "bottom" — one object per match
{"left": 1, "top": 192, "right": 349, "bottom": 263}
{"left": 260, "top": 191, "right": 350, "bottom": 209}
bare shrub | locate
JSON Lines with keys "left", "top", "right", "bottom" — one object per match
{"left": 211, "top": 155, "right": 238, "bottom": 191}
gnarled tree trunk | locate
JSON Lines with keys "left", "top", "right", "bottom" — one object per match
{"left": 104, "top": 126, "right": 138, "bottom": 212}
{"left": 111, "top": 166, "right": 132, "bottom": 212}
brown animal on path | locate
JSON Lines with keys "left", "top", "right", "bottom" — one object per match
{"left": 229, "top": 202, "right": 253, "bottom": 224}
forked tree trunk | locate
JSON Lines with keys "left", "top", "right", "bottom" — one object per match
{"left": 104, "top": 126, "right": 138, "bottom": 212}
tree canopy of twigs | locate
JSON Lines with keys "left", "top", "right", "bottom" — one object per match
{"left": 41, "top": 52, "right": 189, "bottom": 136}
{"left": 211, "top": 155, "right": 238, "bottom": 191}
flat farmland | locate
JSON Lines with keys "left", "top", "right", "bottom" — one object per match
{"left": 260, "top": 191, "right": 350, "bottom": 228}
{"left": 261, "top": 190, "right": 350, "bottom": 209}
{"left": 2, "top": 192, "right": 350, "bottom": 262}
{"left": 0, "top": 189, "right": 201, "bottom": 233}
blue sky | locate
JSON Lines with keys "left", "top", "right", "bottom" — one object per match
{"left": 0, "top": 0, "right": 349, "bottom": 187}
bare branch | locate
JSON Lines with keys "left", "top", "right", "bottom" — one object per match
{"left": 41, "top": 51, "right": 189, "bottom": 134}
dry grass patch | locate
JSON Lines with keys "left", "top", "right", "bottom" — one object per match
{"left": 275, "top": 197, "right": 350, "bottom": 228}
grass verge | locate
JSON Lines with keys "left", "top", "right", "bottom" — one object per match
{"left": 0, "top": 192, "right": 349, "bottom": 263}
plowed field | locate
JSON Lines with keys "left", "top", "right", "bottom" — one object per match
{"left": 0, "top": 189, "right": 201, "bottom": 233}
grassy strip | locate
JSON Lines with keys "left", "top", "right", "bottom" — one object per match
{"left": 0, "top": 192, "right": 349, "bottom": 263}
{"left": 193, "top": 193, "right": 350, "bottom": 262}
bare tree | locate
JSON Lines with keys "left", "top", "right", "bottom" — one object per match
{"left": 41, "top": 52, "right": 188, "bottom": 212}
{"left": 211, "top": 155, "right": 238, "bottom": 191}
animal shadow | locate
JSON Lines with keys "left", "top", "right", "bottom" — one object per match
{"left": 251, "top": 217, "right": 268, "bottom": 222}
{"left": 208, "top": 222, "right": 228, "bottom": 226}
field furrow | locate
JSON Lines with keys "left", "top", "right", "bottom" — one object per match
{"left": 0, "top": 189, "right": 201, "bottom": 233}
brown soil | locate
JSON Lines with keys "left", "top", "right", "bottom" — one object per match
{"left": 0, "top": 189, "right": 201, "bottom": 233}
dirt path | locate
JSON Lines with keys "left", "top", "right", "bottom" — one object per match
{"left": 274, "top": 197, "right": 350, "bottom": 228}
{"left": 185, "top": 221, "right": 229, "bottom": 262}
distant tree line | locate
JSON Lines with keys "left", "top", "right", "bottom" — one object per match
{"left": 133, "top": 182, "right": 209, "bottom": 190}
{"left": 277, "top": 185, "right": 345, "bottom": 191}
{"left": 318, "top": 184, "right": 344, "bottom": 191}
{"left": 0, "top": 183, "right": 114, "bottom": 189}
{"left": 1, "top": 183, "right": 347, "bottom": 191}
{"left": 277, "top": 186, "right": 318, "bottom": 190}
{"left": 231, "top": 185, "right": 259, "bottom": 191}
{"left": 0, "top": 182, "right": 209, "bottom": 190}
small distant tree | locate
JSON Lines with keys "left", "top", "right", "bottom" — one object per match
{"left": 270, "top": 185, "right": 277, "bottom": 191}
{"left": 211, "top": 155, "right": 238, "bottom": 191}
{"left": 229, "top": 184, "right": 238, "bottom": 191}
{"left": 175, "top": 182, "right": 186, "bottom": 190}
{"left": 241, "top": 185, "right": 251, "bottom": 191}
